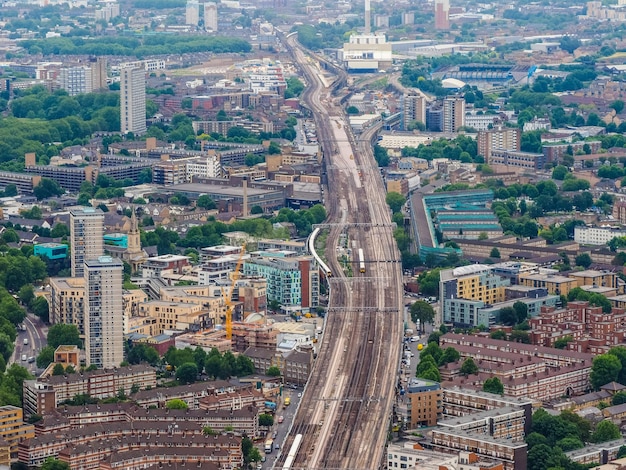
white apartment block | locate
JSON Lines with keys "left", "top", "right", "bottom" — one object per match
{"left": 58, "top": 66, "right": 93, "bottom": 96}
{"left": 70, "top": 208, "right": 104, "bottom": 278}
{"left": 186, "top": 155, "right": 222, "bottom": 180}
{"left": 120, "top": 67, "right": 146, "bottom": 135}
{"left": 85, "top": 256, "right": 124, "bottom": 369}
{"left": 574, "top": 225, "right": 626, "bottom": 246}
{"left": 443, "top": 97, "right": 466, "bottom": 133}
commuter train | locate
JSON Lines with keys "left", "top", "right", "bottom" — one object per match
{"left": 282, "top": 433, "right": 303, "bottom": 470}
{"left": 358, "top": 248, "right": 366, "bottom": 273}
{"left": 308, "top": 227, "right": 333, "bottom": 277}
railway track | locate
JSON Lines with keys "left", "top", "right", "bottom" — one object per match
{"left": 275, "top": 33, "right": 403, "bottom": 470}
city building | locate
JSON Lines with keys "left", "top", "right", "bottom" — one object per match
{"left": 542, "top": 141, "right": 601, "bottom": 164}
{"left": 574, "top": 225, "right": 626, "bottom": 245}
{"left": 489, "top": 149, "right": 547, "bottom": 170}
{"left": 89, "top": 57, "right": 107, "bottom": 91}
{"left": 477, "top": 127, "right": 521, "bottom": 163}
{"left": 402, "top": 379, "right": 442, "bottom": 428}
{"left": 185, "top": 0, "right": 200, "bottom": 25}
{"left": 70, "top": 208, "right": 104, "bottom": 278}
{"left": 386, "top": 443, "right": 457, "bottom": 470}
{"left": 244, "top": 347, "right": 313, "bottom": 385}
{"left": 0, "top": 406, "right": 34, "bottom": 459}
{"left": 437, "top": 406, "right": 526, "bottom": 441}
{"left": 243, "top": 255, "right": 318, "bottom": 312}
{"left": 84, "top": 256, "right": 124, "bottom": 369}
{"left": 204, "top": 2, "right": 218, "bottom": 30}
{"left": 440, "top": 265, "right": 510, "bottom": 327}
{"left": 22, "top": 365, "right": 156, "bottom": 416}
{"left": 339, "top": 33, "right": 393, "bottom": 72}
{"left": 120, "top": 66, "right": 146, "bottom": 135}
{"left": 434, "top": 0, "right": 450, "bottom": 29}
{"left": 403, "top": 93, "right": 427, "bottom": 130}
{"left": 34, "top": 243, "right": 68, "bottom": 260}
{"left": 431, "top": 428, "right": 526, "bottom": 470}
{"left": 58, "top": 66, "right": 92, "bottom": 96}
{"left": 94, "top": 1, "right": 120, "bottom": 21}
{"left": 49, "top": 277, "right": 85, "bottom": 332}
{"left": 518, "top": 272, "right": 578, "bottom": 296}
{"left": 443, "top": 97, "right": 465, "bottom": 133}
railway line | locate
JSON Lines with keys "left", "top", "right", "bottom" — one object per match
{"left": 276, "top": 33, "right": 403, "bottom": 470}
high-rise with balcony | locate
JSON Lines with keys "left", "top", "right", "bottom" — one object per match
{"left": 477, "top": 126, "right": 521, "bottom": 163}
{"left": 85, "top": 256, "right": 124, "bottom": 368}
{"left": 403, "top": 93, "right": 427, "bottom": 130}
{"left": 120, "top": 67, "right": 146, "bottom": 135}
{"left": 70, "top": 208, "right": 104, "bottom": 278}
{"left": 442, "top": 96, "right": 465, "bottom": 133}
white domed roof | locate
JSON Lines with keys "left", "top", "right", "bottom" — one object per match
{"left": 442, "top": 78, "right": 466, "bottom": 89}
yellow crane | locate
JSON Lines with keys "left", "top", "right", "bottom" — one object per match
{"left": 222, "top": 244, "right": 246, "bottom": 340}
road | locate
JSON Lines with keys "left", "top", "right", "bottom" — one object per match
{"left": 275, "top": 34, "right": 403, "bottom": 470}
{"left": 10, "top": 313, "right": 47, "bottom": 373}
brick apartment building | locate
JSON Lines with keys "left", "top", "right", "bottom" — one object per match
{"left": 22, "top": 365, "right": 156, "bottom": 416}
{"left": 530, "top": 301, "right": 626, "bottom": 354}
{"left": 440, "top": 334, "right": 593, "bottom": 402}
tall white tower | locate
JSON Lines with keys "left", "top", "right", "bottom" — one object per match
{"left": 204, "top": 2, "right": 218, "bottom": 31}
{"left": 120, "top": 66, "right": 146, "bottom": 135}
{"left": 364, "top": 0, "right": 371, "bottom": 35}
{"left": 85, "top": 256, "right": 124, "bottom": 369}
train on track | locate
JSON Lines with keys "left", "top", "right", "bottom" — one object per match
{"left": 308, "top": 227, "right": 332, "bottom": 277}
{"left": 358, "top": 248, "right": 366, "bottom": 273}
{"left": 282, "top": 433, "right": 303, "bottom": 470}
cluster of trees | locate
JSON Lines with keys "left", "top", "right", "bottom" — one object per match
{"left": 527, "top": 408, "right": 619, "bottom": 470}
{"left": 284, "top": 78, "right": 304, "bottom": 99}
{"left": 401, "top": 135, "right": 478, "bottom": 163}
{"left": 0, "top": 90, "right": 121, "bottom": 170}
{"left": 567, "top": 287, "right": 611, "bottom": 313}
{"left": 163, "top": 346, "right": 255, "bottom": 383}
{"left": 294, "top": 22, "right": 358, "bottom": 50}
{"left": 590, "top": 346, "right": 626, "bottom": 390}
{"left": 409, "top": 301, "right": 435, "bottom": 333}
{"left": 415, "top": 342, "right": 460, "bottom": 382}
{"left": 22, "top": 35, "right": 252, "bottom": 57}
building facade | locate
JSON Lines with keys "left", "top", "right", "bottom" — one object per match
{"left": 85, "top": 256, "right": 124, "bottom": 368}
{"left": 58, "top": 66, "right": 92, "bottom": 96}
{"left": 434, "top": 0, "right": 450, "bottom": 29}
{"left": 403, "top": 93, "right": 427, "bottom": 130}
{"left": 443, "top": 97, "right": 465, "bottom": 133}
{"left": 204, "top": 2, "right": 218, "bottom": 30}
{"left": 243, "top": 255, "right": 318, "bottom": 312}
{"left": 70, "top": 208, "right": 104, "bottom": 278}
{"left": 120, "top": 67, "right": 146, "bottom": 135}
{"left": 477, "top": 127, "right": 521, "bottom": 163}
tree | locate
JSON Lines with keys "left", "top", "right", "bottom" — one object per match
{"left": 47, "top": 324, "right": 81, "bottom": 349}
{"left": 490, "top": 330, "right": 507, "bottom": 340}
{"left": 554, "top": 336, "right": 573, "bottom": 349}
{"left": 40, "top": 458, "right": 70, "bottom": 470}
{"left": 483, "top": 377, "right": 504, "bottom": 395}
{"left": 18, "top": 285, "right": 35, "bottom": 307}
{"left": 267, "top": 366, "right": 281, "bottom": 377}
{"left": 203, "top": 426, "right": 217, "bottom": 436}
{"left": 590, "top": 354, "right": 621, "bottom": 390}
{"left": 438, "top": 347, "right": 460, "bottom": 366}
{"left": 250, "top": 205, "right": 263, "bottom": 215}
{"left": 33, "top": 178, "right": 64, "bottom": 200}
{"left": 4, "top": 184, "right": 17, "bottom": 197}
{"left": 592, "top": 420, "right": 621, "bottom": 443}
{"left": 552, "top": 165, "right": 569, "bottom": 180}
{"left": 385, "top": 192, "right": 406, "bottom": 214}
{"left": 346, "top": 105, "right": 360, "bottom": 115}
{"left": 513, "top": 301, "right": 528, "bottom": 323}
{"left": 175, "top": 362, "right": 198, "bottom": 384}
{"left": 166, "top": 399, "right": 189, "bottom": 410}
{"left": 410, "top": 301, "right": 435, "bottom": 333}
{"left": 460, "top": 357, "right": 479, "bottom": 375}
{"left": 499, "top": 307, "right": 518, "bottom": 326}
{"left": 30, "top": 297, "right": 50, "bottom": 323}
{"left": 259, "top": 413, "right": 274, "bottom": 427}
{"left": 612, "top": 391, "right": 626, "bottom": 406}
{"left": 575, "top": 253, "right": 592, "bottom": 268}
{"left": 560, "top": 36, "right": 581, "bottom": 54}
{"left": 37, "top": 346, "right": 55, "bottom": 369}
{"left": 611, "top": 100, "right": 625, "bottom": 115}
{"left": 489, "top": 247, "right": 501, "bottom": 259}
{"left": 52, "top": 363, "right": 65, "bottom": 376}
{"left": 196, "top": 195, "right": 216, "bottom": 210}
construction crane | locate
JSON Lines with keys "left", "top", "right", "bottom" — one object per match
{"left": 222, "top": 244, "right": 246, "bottom": 340}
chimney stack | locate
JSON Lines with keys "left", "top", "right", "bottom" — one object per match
{"left": 242, "top": 177, "right": 248, "bottom": 217}
{"left": 364, "top": 0, "right": 371, "bottom": 35}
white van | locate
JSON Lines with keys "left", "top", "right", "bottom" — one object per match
{"left": 410, "top": 336, "right": 420, "bottom": 342}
